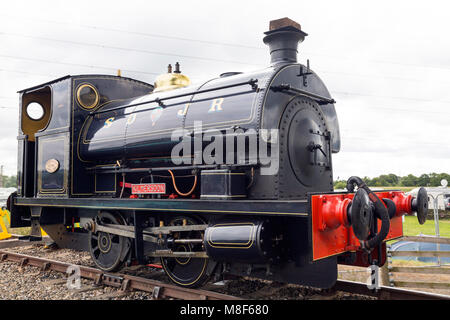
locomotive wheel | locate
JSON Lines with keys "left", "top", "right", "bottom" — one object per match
{"left": 89, "top": 211, "right": 130, "bottom": 272}
{"left": 161, "top": 216, "right": 210, "bottom": 288}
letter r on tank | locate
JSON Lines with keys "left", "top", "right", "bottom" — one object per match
{"left": 209, "top": 98, "right": 224, "bottom": 112}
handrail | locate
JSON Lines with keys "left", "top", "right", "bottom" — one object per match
{"left": 90, "top": 79, "right": 258, "bottom": 116}
{"left": 271, "top": 83, "right": 336, "bottom": 104}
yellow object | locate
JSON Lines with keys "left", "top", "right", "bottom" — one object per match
{"left": 0, "top": 208, "right": 48, "bottom": 238}
{"left": 0, "top": 208, "right": 12, "bottom": 240}
{"left": 153, "top": 63, "right": 190, "bottom": 93}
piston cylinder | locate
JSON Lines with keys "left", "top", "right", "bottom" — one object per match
{"left": 203, "top": 220, "right": 281, "bottom": 264}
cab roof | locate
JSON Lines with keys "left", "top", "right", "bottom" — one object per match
{"left": 17, "top": 74, "right": 152, "bottom": 94}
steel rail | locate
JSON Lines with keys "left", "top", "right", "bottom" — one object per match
{"left": 0, "top": 250, "right": 239, "bottom": 300}
{"left": 333, "top": 279, "right": 450, "bottom": 300}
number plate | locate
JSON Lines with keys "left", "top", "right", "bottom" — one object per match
{"left": 131, "top": 183, "right": 166, "bottom": 194}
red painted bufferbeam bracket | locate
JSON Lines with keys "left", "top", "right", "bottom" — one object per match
{"left": 311, "top": 191, "right": 415, "bottom": 262}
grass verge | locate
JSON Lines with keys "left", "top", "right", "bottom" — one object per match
{"left": 403, "top": 215, "right": 450, "bottom": 237}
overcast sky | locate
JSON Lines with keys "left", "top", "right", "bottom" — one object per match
{"left": 0, "top": 0, "right": 449, "bottom": 179}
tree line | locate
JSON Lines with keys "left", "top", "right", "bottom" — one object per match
{"left": 0, "top": 175, "right": 17, "bottom": 188}
{"left": 335, "top": 173, "right": 449, "bottom": 189}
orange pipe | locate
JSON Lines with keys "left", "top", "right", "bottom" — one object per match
{"left": 168, "top": 170, "right": 197, "bottom": 197}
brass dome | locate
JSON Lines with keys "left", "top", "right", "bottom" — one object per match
{"left": 153, "top": 63, "right": 191, "bottom": 93}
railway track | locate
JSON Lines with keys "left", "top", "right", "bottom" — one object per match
{"left": 0, "top": 246, "right": 448, "bottom": 300}
{"left": 332, "top": 279, "right": 450, "bottom": 300}
{"left": 0, "top": 249, "right": 239, "bottom": 300}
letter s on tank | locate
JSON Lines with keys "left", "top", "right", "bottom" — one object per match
{"left": 104, "top": 117, "right": 115, "bottom": 128}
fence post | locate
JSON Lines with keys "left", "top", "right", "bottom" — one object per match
{"left": 380, "top": 244, "right": 391, "bottom": 287}
{"left": 434, "top": 196, "right": 441, "bottom": 266}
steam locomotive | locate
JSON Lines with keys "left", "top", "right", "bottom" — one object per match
{"left": 6, "top": 18, "right": 428, "bottom": 288}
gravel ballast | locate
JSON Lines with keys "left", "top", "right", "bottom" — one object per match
{"left": 0, "top": 244, "right": 375, "bottom": 300}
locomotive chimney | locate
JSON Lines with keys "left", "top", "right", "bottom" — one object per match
{"left": 263, "top": 17, "right": 307, "bottom": 65}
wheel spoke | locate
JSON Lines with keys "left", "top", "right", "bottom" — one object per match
{"left": 97, "top": 252, "right": 108, "bottom": 266}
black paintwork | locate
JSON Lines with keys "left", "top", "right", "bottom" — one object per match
{"left": 36, "top": 133, "right": 69, "bottom": 196}
{"left": 228, "top": 257, "right": 337, "bottom": 289}
{"left": 70, "top": 76, "right": 154, "bottom": 196}
{"left": 200, "top": 169, "right": 246, "bottom": 200}
{"left": 16, "top": 74, "right": 154, "bottom": 199}
{"left": 204, "top": 220, "right": 282, "bottom": 264}
{"left": 14, "top": 196, "right": 309, "bottom": 217}
{"left": 76, "top": 63, "right": 340, "bottom": 201}
{"left": 79, "top": 71, "right": 265, "bottom": 162}
{"left": 80, "top": 65, "right": 340, "bottom": 159}
{"left": 11, "top": 43, "right": 342, "bottom": 287}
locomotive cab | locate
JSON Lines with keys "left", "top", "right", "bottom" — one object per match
{"left": 12, "top": 75, "right": 153, "bottom": 227}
